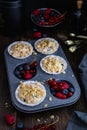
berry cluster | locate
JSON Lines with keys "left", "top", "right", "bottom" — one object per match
{"left": 31, "top": 8, "right": 64, "bottom": 27}
{"left": 48, "top": 79, "right": 75, "bottom": 99}
{"left": 14, "top": 61, "right": 37, "bottom": 80}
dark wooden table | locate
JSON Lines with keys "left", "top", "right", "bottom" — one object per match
{"left": 0, "top": 23, "right": 87, "bottom": 130}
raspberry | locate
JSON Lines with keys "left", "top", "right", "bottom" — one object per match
{"left": 68, "top": 92, "right": 73, "bottom": 97}
{"left": 24, "top": 73, "right": 32, "bottom": 80}
{"left": 33, "top": 32, "right": 42, "bottom": 38}
{"left": 4, "top": 114, "right": 16, "bottom": 125}
{"left": 56, "top": 92, "right": 67, "bottom": 99}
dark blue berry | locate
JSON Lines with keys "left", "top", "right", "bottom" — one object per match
{"left": 24, "top": 64, "right": 30, "bottom": 70}
{"left": 33, "top": 28, "right": 38, "bottom": 32}
{"left": 62, "top": 89, "right": 68, "bottom": 95}
{"left": 50, "top": 87, "right": 56, "bottom": 96}
{"left": 50, "top": 11, "right": 55, "bottom": 16}
{"left": 16, "top": 121, "right": 24, "bottom": 130}
{"left": 17, "top": 74, "right": 22, "bottom": 79}
{"left": 42, "top": 34, "right": 47, "bottom": 38}
{"left": 17, "top": 65, "right": 23, "bottom": 71}
{"left": 69, "top": 87, "right": 75, "bottom": 93}
{"left": 14, "top": 69, "right": 20, "bottom": 76}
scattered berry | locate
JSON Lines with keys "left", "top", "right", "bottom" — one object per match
{"left": 42, "top": 33, "right": 47, "bottom": 38}
{"left": 4, "top": 114, "right": 16, "bottom": 125}
{"left": 16, "top": 121, "right": 24, "bottom": 130}
{"left": 33, "top": 28, "right": 38, "bottom": 32}
{"left": 33, "top": 32, "right": 42, "bottom": 38}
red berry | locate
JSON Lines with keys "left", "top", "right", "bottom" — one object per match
{"left": 58, "top": 81, "right": 70, "bottom": 90}
{"left": 4, "top": 114, "right": 16, "bottom": 125}
{"left": 53, "top": 85, "right": 58, "bottom": 90}
{"left": 33, "top": 32, "right": 42, "bottom": 38}
{"left": 30, "top": 61, "right": 37, "bottom": 69}
{"left": 51, "top": 80, "right": 57, "bottom": 86}
{"left": 24, "top": 73, "right": 32, "bottom": 79}
{"left": 56, "top": 92, "right": 67, "bottom": 99}
{"left": 68, "top": 92, "right": 73, "bottom": 97}
{"left": 33, "top": 9, "right": 40, "bottom": 15}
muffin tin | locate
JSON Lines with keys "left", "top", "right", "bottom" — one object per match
{"left": 4, "top": 40, "right": 81, "bottom": 113}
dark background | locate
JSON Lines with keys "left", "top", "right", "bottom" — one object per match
{"left": 23, "top": 0, "right": 87, "bottom": 14}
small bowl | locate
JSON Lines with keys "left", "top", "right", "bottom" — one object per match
{"left": 34, "top": 37, "right": 59, "bottom": 55}
{"left": 31, "top": 8, "right": 63, "bottom": 27}
{"left": 8, "top": 41, "right": 33, "bottom": 59}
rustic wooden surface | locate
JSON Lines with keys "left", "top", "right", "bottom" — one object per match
{"left": 0, "top": 22, "right": 87, "bottom": 130}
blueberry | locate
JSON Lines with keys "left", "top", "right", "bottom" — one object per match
{"left": 42, "top": 34, "right": 47, "bottom": 38}
{"left": 14, "top": 69, "right": 20, "bottom": 76}
{"left": 24, "top": 64, "right": 30, "bottom": 70}
{"left": 40, "top": 17, "right": 45, "bottom": 20}
{"left": 62, "top": 89, "right": 68, "bottom": 95}
{"left": 33, "top": 28, "right": 38, "bottom": 32}
{"left": 50, "top": 87, "right": 56, "bottom": 95}
{"left": 50, "top": 11, "right": 56, "bottom": 16}
{"left": 17, "top": 65, "right": 23, "bottom": 71}
{"left": 69, "top": 87, "right": 75, "bottom": 93}
{"left": 17, "top": 74, "right": 22, "bottom": 79}
{"left": 16, "top": 121, "right": 24, "bottom": 130}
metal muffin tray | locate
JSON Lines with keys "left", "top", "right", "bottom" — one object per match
{"left": 4, "top": 40, "right": 81, "bottom": 113}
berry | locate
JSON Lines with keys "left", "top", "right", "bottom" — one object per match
{"left": 57, "top": 81, "right": 70, "bottom": 90}
{"left": 24, "top": 64, "right": 30, "bottom": 70}
{"left": 62, "top": 89, "right": 68, "bottom": 95}
{"left": 69, "top": 87, "right": 75, "bottom": 93}
{"left": 17, "top": 65, "right": 23, "bottom": 71}
{"left": 14, "top": 69, "right": 20, "bottom": 76}
{"left": 30, "top": 61, "right": 37, "bottom": 69}
{"left": 16, "top": 121, "right": 24, "bottom": 130}
{"left": 17, "top": 74, "right": 22, "bottom": 79}
{"left": 68, "top": 92, "right": 73, "bottom": 97}
{"left": 42, "top": 34, "right": 47, "bottom": 38}
{"left": 50, "top": 87, "right": 56, "bottom": 96}
{"left": 4, "top": 114, "right": 16, "bottom": 125}
{"left": 56, "top": 92, "right": 67, "bottom": 99}
{"left": 33, "top": 28, "right": 38, "bottom": 32}
{"left": 24, "top": 73, "right": 32, "bottom": 80}
{"left": 33, "top": 32, "right": 42, "bottom": 38}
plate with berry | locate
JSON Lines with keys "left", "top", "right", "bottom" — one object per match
{"left": 34, "top": 37, "right": 59, "bottom": 54}
{"left": 31, "top": 8, "right": 64, "bottom": 27}
{"left": 40, "top": 55, "right": 67, "bottom": 74}
{"left": 15, "top": 81, "right": 46, "bottom": 106}
{"left": 8, "top": 41, "right": 33, "bottom": 59}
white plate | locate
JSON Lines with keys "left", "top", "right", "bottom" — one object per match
{"left": 8, "top": 41, "right": 33, "bottom": 59}
{"left": 15, "top": 81, "right": 46, "bottom": 106}
{"left": 31, "top": 8, "right": 62, "bottom": 27}
{"left": 40, "top": 55, "right": 67, "bottom": 74}
{"left": 34, "top": 38, "right": 59, "bottom": 54}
